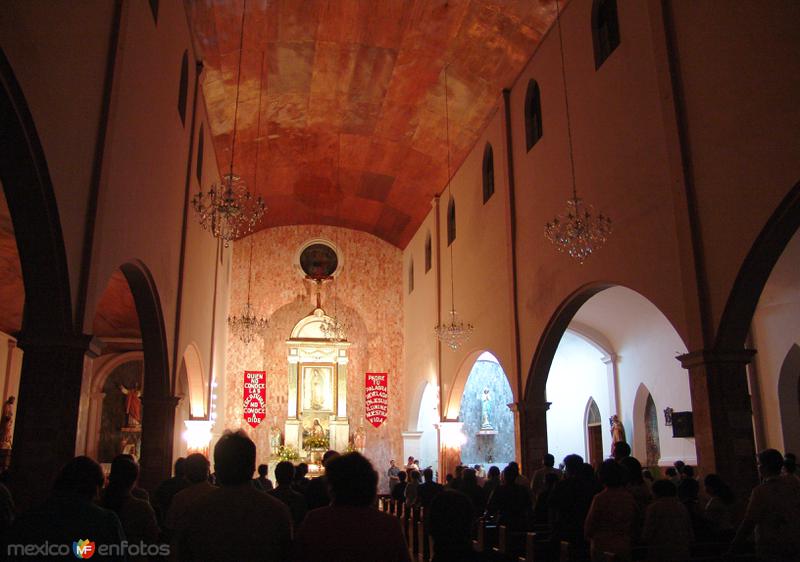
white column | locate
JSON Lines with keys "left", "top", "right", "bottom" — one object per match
{"left": 401, "top": 431, "right": 423, "bottom": 465}
{"left": 602, "top": 353, "right": 620, "bottom": 417}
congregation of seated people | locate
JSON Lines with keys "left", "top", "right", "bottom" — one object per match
{"left": 0, "top": 436, "right": 798, "bottom": 561}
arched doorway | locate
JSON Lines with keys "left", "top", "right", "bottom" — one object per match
{"left": 416, "top": 382, "right": 439, "bottom": 473}
{"left": 457, "top": 352, "right": 515, "bottom": 468}
{"left": 644, "top": 393, "right": 661, "bottom": 468}
{"left": 524, "top": 285, "right": 694, "bottom": 474}
{"left": 585, "top": 398, "right": 603, "bottom": 468}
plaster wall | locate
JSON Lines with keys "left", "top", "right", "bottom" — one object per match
{"left": 666, "top": 0, "right": 800, "bottom": 342}
{"left": 546, "top": 331, "right": 610, "bottom": 466}
{"left": 0, "top": 0, "right": 114, "bottom": 317}
{"left": 508, "top": 0, "right": 691, "bottom": 390}
{"left": 223, "top": 225, "right": 403, "bottom": 490}
{"left": 750, "top": 231, "right": 800, "bottom": 452}
{"left": 436, "top": 109, "right": 517, "bottom": 418}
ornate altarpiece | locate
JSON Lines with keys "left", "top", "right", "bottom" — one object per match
{"left": 285, "top": 307, "right": 350, "bottom": 455}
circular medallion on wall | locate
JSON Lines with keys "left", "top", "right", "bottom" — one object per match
{"left": 297, "top": 239, "right": 341, "bottom": 280}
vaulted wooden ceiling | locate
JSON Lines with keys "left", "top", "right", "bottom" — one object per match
{"left": 185, "top": 0, "right": 557, "bottom": 247}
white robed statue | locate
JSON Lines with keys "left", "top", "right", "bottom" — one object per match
{"left": 480, "top": 387, "right": 494, "bottom": 430}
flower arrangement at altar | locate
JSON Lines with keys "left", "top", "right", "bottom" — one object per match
{"left": 276, "top": 445, "right": 300, "bottom": 462}
{"left": 303, "top": 435, "right": 329, "bottom": 450}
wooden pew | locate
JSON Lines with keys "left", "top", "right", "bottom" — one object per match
{"left": 492, "top": 525, "right": 529, "bottom": 560}
{"left": 472, "top": 518, "right": 498, "bottom": 554}
{"left": 416, "top": 518, "right": 430, "bottom": 562}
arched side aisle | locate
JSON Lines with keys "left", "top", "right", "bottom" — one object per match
{"left": 117, "top": 261, "right": 176, "bottom": 490}
{"left": 0, "top": 47, "right": 84, "bottom": 510}
{"left": 525, "top": 285, "right": 695, "bottom": 476}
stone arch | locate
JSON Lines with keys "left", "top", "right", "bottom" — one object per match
{"left": 778, "top": 344, "right": 800, "bottom": 453}
{"left": 716, "top": 180, "right": 800, "bottom": 352}
{"left": 180, "top": 342, "right": 206, "bottom": 418}
{"left": 523, "top": 282, "right": 689, "bottom": 475}
{"left": 117, "top": 260, "right": 174, "bottom": 489}
{"left": 444, "top": 348, "right": 513, "bottom": 421}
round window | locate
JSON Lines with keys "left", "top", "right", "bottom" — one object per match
{"left": 299, "top": 242, "right": 339, "bottom": 279}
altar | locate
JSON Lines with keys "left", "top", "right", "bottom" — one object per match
{"left": 283, "top": 306, "right": 350, "bottom": 459}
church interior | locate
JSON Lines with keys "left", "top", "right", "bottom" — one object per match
{"left": 0, "top": 0, "right": 799, "bottom": 554}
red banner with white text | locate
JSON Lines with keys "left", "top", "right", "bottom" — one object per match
{"left": 243, "top": 371, "right": 267, "bottom": 428}
{"left": 365, "top": 372, "right": 388, "bottom": 428}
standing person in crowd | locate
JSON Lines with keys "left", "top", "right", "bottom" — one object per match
{"left": 305, "top": 450, "right": 340, "bottom": 510}
{"left": 641, "top": 480, "right": 693, "bottom": 561}
{"left": 6, "top": 457, "right": 126, "bottom": 557}
{"left": 253, "top": 463, "right": 273, "bottom": 491}
{"left": 674, "top": 460, "right": 686, "bottom": 477}
{"left": 178, "top": 430, "right": 291, "bottom": 561}
{"left": 153, "top": 457, "right": 189, "bottom": 527}
{"left": 533, "top": 472, "right": 559, "bottom": 525}
{"left": 388, "top": 459, "right": 401, "bottom": 492}
{"left": 448, "top": 465, "right": 464, "bottom": 491}
{"left": 613, "top": 441, "right": 632, "bottom": 462}
{"left": 293, "top": 462, "right": 311, "bottom": 494}
{"left": 620, "top": 456, "right": 652, "bottom": 513}
{"left": 665, "top": 467, "right": 680, "bottom": 487}
{"left": 678, "top": 477, "right": 708, "bottom": 539}
{"left": 166, "top": 453, "right": 214, "bottom": 539}
{"left": 703, "top": 474, "right": 736, "bottom": 542}
{"left": 269, "top": 461, "right": 307, "bottom": 527}
{"left": 483, "top": 466, "right": 501, "bottom": 500}
{"left": 405, "top": 456, "right": 419, "bottom": 473}
{"left": 418, "top": 467, "right": 444, "bottom": 509}
{"left": 474, "top": 464, "right": 486, "bottom": 486}
{"left": 460, "top": 468, "right": 487, "bottom": 518}
{"left": 391, "top": 470, "right": 408, "bottom": 502}
{"left": 293, "top": 452, "right": 412, "bottom": 562}
{"left": 100, "top": 455, "right": 159, "bottom": 549}
{"left": 508, "top": 461, "right": 530, "bottom": 488}
{"left": 405, "top": 469, "right": 421, "bottom": 507}
{"left": 783, "top": 453, "right": 798, "bottom": 478}
{"left": 429, "top": 491, "right": 486, "bottom": 562}
{"left": 584, "top": 460, "right": 638, "bottom": 562}
{"left": 531, "top": 453, "right": 562, "bottom": 499}
{"left": 549, "top": 455, "right": 597, "bottom": 552}
{"left": 730, "top": 449, "right": 800, "bottom": 561}
{"left": 486, "top": 464, "right": 531, "bottom": 531}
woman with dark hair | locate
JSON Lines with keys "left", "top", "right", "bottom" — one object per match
{"left": 483, "top": 465, "right": 501, "bottom": 499}
{"left": 703, "top": 473, "right": 735, "bottom": 541}
{"left": 429, "top": 490, "right": 487, "bottom": 562}
{"left": 100, "top": 455, "right": 159, "bottom": 549}
{"left": 642, "top": 480, "right": 693, "bottom": 561}
{"left": 620, "top": 456, "right": 651, "bottom": 518}
{"left": 293, "top": 452, "right": 412, "bottom": 562}
{"left": 460, "top": 468, "right": 487, "bottom": 517}
{"left": 584, "top": 460, "right": 637, "bottom": 562}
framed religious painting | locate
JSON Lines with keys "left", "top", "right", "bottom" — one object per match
{"left": 300, "top": 364, "right": 335, "bottom": 413}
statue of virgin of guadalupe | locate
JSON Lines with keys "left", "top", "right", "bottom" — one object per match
{"left": 480, "top": 387, "right": 494, "bottom": 430}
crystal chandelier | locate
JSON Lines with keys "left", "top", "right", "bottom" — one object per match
{"left": 543, "top": 0, "right": 612, "bottom": 264}
{"left": 228, "top": 237, "right": 268, "bottom": 344}
{"left": 434, "top": 66, "right": 474, "bottom": 351}
{"left": 192, "top": 0, "right": 265, "bottom": 248}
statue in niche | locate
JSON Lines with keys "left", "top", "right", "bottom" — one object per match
{"left": 0, "top": 396, "right": 15, "bottom": 449}
{"left": 310, "top": 418, "right": 325, "bottom": 439}
{"left": 270, "top": 425, "right": 283, "bottom": 455}
{"left": 352, "top": 426, "right": 366, "bottom": 452}
{"left": 120, "top": 382, "right": 142, "bottom": 427}
{"left": 609, "top": 414, "right": 627, "bottom": 456}
{"left": 479, "top": 387, "right": 494, "bottom": 430}
{"left": 311, "top": 369, "right": 324, "bottom": 410}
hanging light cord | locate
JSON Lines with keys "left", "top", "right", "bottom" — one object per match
{"left": 252, "top": 51, "right": 265, "bottom": 190}
{"left": 247, "top": 237, "right": 254, "bottom": 305}
{"left": 444, "top": 65, "right": 456, "bottom": 314}
{"left": 554, "top": 0, "right": 578, "bottom": 203}
{"left": 228, "top": 0, "right": 248, "bottom": 184}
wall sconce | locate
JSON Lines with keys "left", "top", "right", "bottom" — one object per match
{"left": 183, "top": 419, "right": 214, "bottom": 454}
{"left": 437, "top": 421, "right": 467, "bottom": 448}
{"left": 663, "top": 407, "right": 673, "bottom": 426}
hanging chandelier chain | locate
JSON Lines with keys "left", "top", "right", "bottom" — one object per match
{"left": 253, "top": 50, "right": 266, "bottom": 190}
{"left": 444, "top": 65, "right": 456, "bottom": 313}
{"left": 554, "top": 0, "right": 578, "bottom": 202}
{"left": 228, "top": 0, "right": 248, "bottom": 181}
{"left": 247, "top": 236, "right": 253, "bottom": 304}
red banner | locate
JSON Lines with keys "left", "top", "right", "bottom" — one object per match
{"left": 365, "top": 372, "right": 388, "bottom": 428}
{"left": 243, "top": 371, "right": 267, "bottom": 428}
